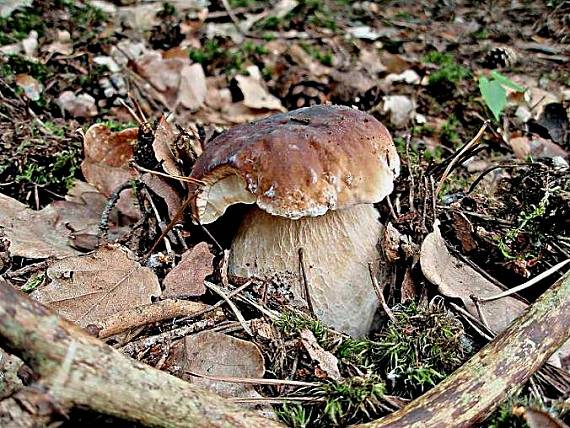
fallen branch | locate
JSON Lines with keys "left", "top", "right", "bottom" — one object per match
{"left": 91, "top": 299, "right": 210, "bottom": 339}
{"left": 0, "top": 280, "right": 283, "bottom": 428}
{"left": 359, "top": 269, "right": 570, "bottom": 428}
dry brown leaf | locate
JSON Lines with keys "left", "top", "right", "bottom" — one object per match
{"left": 134, "top": 53, "right": 207, "bottom": 112}
{"left": 51, "top": 180, "right": 126, "bottom": 251}
{"left": 383, "top": 222, "right": 402, "bottom": 263}
{"left": 420, "top": 224, "right": 527, "bottom": 333}
{"left": 163, "top": 242, "right": 214, "bottom": 298}
{"left": 509, "top": 136, "right": 568, "bottom": 160}
{"left": 300, "top": 329, "right": 340, "bottom": 380}
{"left": 152, "top": 116, "right": 181, "bottom": 177}
{"left": 178, "top": 63, "right": 207, "bottom": 111}
{"left": 235, "top": 72, "right": 286, "bottom": 112}
{"left": 0, "top": 192, "right": 79, "bottom": 259}
{"left": 31, "top": 245, "right": 161, "bottom": 327}
{"left": 140, "top": 174, "right": 182, "bottom": 221}
{"left": 81, "top": 124, "right": 139, "bottom": 218}
{"left": 181, "top": 330, "right": 265, "bottom": 398}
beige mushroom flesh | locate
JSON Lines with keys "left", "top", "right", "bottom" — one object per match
{"left": 190, "top": 105, "right": 400, "bottom": 337}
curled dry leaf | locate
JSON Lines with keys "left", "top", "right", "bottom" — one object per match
{"left": 52, "top": 180, "right": 129, "bottom": 251}
{"left": 420, "top": 224, "right": 527, "bottom": 333}
{"left": 152, "top": 116, "right": 182, "bottom": 177}
{"left": 163, "top": 242, "right": 214, "bottom": 298}
{"left": 140, "top": 174, "right": 182, "bottom": 221}
{"left": 509, "top": 136, "right": 568, "bottom": 161}
{"left": 178, "top": 63, "right": 208, "bottom": 112}
{"left": 300, "top": 329, "right": 341, "bottom": 380}
{"left": 235, "top": 70, "right": 286, "bottom": 112}
{"left": 383, "top": 222, "right": 402, "bottom": 263}
{"left": 520, "top": 407, "right": 569, "bottom": 428}
{"left": 134, "top": 52, "right": 207, "bottom": 111}
{"left": 31, "top": 245, "right": 161, "bottom": 327}
{"left": 181, "top": 330, "right": 265, "bottom": 398}
{"left": 0, "top": 193, "right": 79, "bottom": 259}
{"left": 80, "top": 124, "right": 139, "bottom": 218}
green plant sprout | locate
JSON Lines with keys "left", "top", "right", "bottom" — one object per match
{"left": 479, "top": 70, "right": 525, "bottom": 121}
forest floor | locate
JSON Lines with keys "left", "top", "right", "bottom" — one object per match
{"left": 0, "top": 0, "right": 569, "bottom": 427}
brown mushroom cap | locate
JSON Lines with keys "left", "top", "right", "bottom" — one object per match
{"left": 190, "top": 105, "right": 400, "bottom": 224}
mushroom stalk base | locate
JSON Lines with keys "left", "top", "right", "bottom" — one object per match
{"left": 229, "top": 204, "right": 384, "bottom": 337}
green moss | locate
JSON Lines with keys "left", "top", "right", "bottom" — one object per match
{"left": 16, "top": 148, "right": 80, "bottom": 191}
{"left": 440, "top": 115, "right": 461, "bottom": 146}
{"left": 300, "top": 42, "right": 334, "bottom": 66}
{"left": 22, "top": 274, "right": 45, "bottom": 293}
{"left": 43, "top": 121, "right": 65, "bottom": 137}
{"left": 190, "top": 38, "right": 269, "bottom": 74}
{"left": 338, "top": 301, "right": 471, "bottom": 397}
{"left": 0, "top": 7, "right": 45, "bottom": 44}
{"left": 94, "top": 119, "right": 137, "bottom": 132}
{"left": 277, "top": 404, "right": 312, "bottom": 428}
{"left": 0, "top": 55, "right": 52, "bottom": 82}
{"left": 497, "top": 190, "right": 551, "bottom": 260}
{"left": 279, "top": 375, "right": 387, "bottom": 427}
{"left": 423, "top": 51, "right": 471, "bottom": 95}
{"left": 274, "top": 310, "right": 328, "bottom": 344}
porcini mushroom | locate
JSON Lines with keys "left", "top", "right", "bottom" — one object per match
{"left": 190, "top": 105, "right": 400, "bottom": 336}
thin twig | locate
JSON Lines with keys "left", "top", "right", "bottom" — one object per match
{"left": 478, "top": 259, "right": 570, "bottom": 303}
{"left": 230, "top": 397, "right": 324, "bottom": 404}
{"left": 220, "top": 0, "right": 247, "bottom": 35}
{"left": 368, "top": 263, "right": 396, "bottom": 323}
{"left": 205, "top": 281, "right": 253, "bottom": 336}
{"left": 298, "top": 248, "right": 315, "bottom": 317}
{"left": 131, "top": 162, "right": 205, "bottom": 185}
{"left": 405, "top": 135, "right": 416, "bottom": 212}
{"left": 449, "top": 302, "right": 495, "bottom": 341}
{"left": 98, "top": 181, "right": 136, "bottom": 241}
{"left": 435, "top": 121, "right": 489, "bottom": 196}
{"left": 186, "top": 372, "right": 318, "bottom": 387}
{"left": 145, "top": 188, "right": 173, "bottom": 255}
{"left": 5, "top": 260, "right": 50, "bottom": 279}
{"left": 470, "top": 295, "right": 494, "bottom": 333}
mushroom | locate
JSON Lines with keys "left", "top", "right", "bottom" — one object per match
{"left": 190, "top": 105, "right": 400, "bottom": 336}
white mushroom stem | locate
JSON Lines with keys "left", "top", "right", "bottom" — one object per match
{"left": 228, "top": 204, "right": 384, "bottom": 337}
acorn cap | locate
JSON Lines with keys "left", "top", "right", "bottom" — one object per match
{"left": 190, "top": 104, "right": 400, "bottom": 224}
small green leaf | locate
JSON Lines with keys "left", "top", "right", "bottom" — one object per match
{"left": 479, "top": 76, "right": 507, "bottom": 121}
{"left": 490, "top": 70, "right": 525, "bottom": 92}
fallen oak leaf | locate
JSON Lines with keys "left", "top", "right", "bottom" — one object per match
{"left": 152, "top": 116, "right": 182, "bottom": 178}
{"left": 31, "top": 245, "right": 161, "bottom": 327}
{"left": 181, "top": 330, "right": 265, "bottom": 399}
{"left": 420, "top": 223, "right": 526, "bottom": 333}
{"left": 235, "top": 68, "right": 286, "bottom": 112}
{"left": 163, "top": 242, "right": 214, "bottom": 298}
{"left": 51, "top": 180, "right": 126, "bottom": 251}
{"left": 80, "top": 123, "right": 139, "bottom": 218}
{"left": 0, "top": 192, "right": 80, "bottom": 259}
